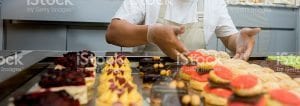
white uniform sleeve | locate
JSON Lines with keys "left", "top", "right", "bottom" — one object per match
{"left": 112, "top": 0, "right": 146, "bottom": 25}
{"left": 215, "top": 0, "right": 238, "bottom": 38}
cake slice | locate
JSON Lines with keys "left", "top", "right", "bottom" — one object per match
{"left": 9, "top": 90, "right": 80, "bottom": 106}
{"left": 54, "top": 50, "right": 97, "bottom": 72}
{"left": 35, "top": 70, "right": 88, "bottom": 105}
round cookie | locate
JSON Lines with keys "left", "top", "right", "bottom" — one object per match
{"left": 266, "top": 89, "right": 300, "bottom": 106}
{"left": 203, "top": 84, "right": 233, "bottom": 106}
{"left": 209, "top": 65, "right": 233, "bottom": 84}
{"left": 190, "top": 73, "right": 209, "bottom": 91}
{"left": 230, "top": 75, "right": 263, "bottom": 96}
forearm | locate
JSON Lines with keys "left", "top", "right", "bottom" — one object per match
{"left": 106, "top": 19, "right": 148, "bottom": 47}
{"left": 220, "top": 33, "right": 239, "bottom": 53}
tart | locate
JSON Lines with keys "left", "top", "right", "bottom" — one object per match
{"left": 266, "top": 89, "right": 300, "bottom": 106}
{"left": 209, "top": 65, "right": 233, "bottom": 84}
{"left": 197, "top": 55, "right": 218, "bottom": 73}
{"left": 203, "top": 84, "right": 233, "bottom": 106}
{"left": 230, "top": 75, "right": 263, "bottom": 97}
{"left": 179, "top": 65, "right": 198, "bottom": 81}
{"left": 190, "top": 73, "right": 209, "bottom": 91}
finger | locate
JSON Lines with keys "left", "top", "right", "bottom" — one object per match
{"left": 234, "top": 46, "right": 244, "bottom": 59}
{"left": 178, "top": 53, "right": 189, "bottom": 64}
{"left": 233, "top": 53, "right": 240, "bottom": 59}
{"left": 173, "top": 39, "right": 189, "bottom": 53}
{"left": 159, "top": 46, "right": 181, "bottom": 61}
{"left": 242, "top": 39, "right": 255, "bottom": 61}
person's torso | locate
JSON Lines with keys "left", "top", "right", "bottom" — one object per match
{"left": 144, "top": 0, "right": 200, "bottom": 25}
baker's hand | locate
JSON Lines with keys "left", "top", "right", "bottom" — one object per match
{"left": 234, "top": 28, "right": 261, "bottom": 60}
{"left": 148, "top": 23, "right": 188, "bottom": 60}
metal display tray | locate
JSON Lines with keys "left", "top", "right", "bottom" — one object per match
{"left": 0, "top": 56, "right": 286, "bottom": 106}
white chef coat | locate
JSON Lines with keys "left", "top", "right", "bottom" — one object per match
{"left": 112, "top": 0, "right": 238, "bottom": 44}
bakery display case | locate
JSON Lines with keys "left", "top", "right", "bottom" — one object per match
{"left": 0, "top": 50, "right": 299, "bottom": 106}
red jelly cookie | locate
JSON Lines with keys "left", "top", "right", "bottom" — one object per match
{"left": 197, "top": 56, "right": 216, "bottom": 63}
{"left": 269, "top": 89, "right": 300, "bottom": 106}
{"left": 204, "top": 84, "right": 232, "bottom": 98}
{"left": 213, "top": 65, "right": 233, "bottom": 80}
{"left": 188, "top": 51, "right": 205, "bottom": 61}
{"left": 230, "top": 75, "right": 258, "bottom": 89}
{"left": 181, "top": 65, "right": 197, "bottom": 74}
{"left": 210, "top": 88, "right": 233, "bottom": 98}
{"left": 191, "top": 73, "right": 209, "bottom": 82}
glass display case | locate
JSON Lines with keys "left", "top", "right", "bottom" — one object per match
{"left": 0, "top": 50, "right": 300, "bottom": 106}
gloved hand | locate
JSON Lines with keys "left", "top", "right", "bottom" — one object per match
{"left": 147, "top": 23, "right": 189, "bottom": 61}
{"left": 234, "top": 28, "right": 261, "bottom": 60}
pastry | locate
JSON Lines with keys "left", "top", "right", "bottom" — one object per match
{"left": 217, "top": 51, "right": 231, "bottom": 59}
{"left": 180, "top": 94, "right": 201, "bottom": 106}
{"left": 203, "top": 84, "right": 233, "bottom": 106}
{"left": 54, "top": 50, "right": 97, "bottom": 72}
{"left": 187, "top": 50, "right": 205, "bottom": 62}
{"left": 230, "top": 75, "right": 263, "bottom": 96}
{"left": 294, "top": 78, "right": 300, "bottom": 84}
{"left": 190, "top": 73, "right": 209, "bottom": 91}
{"left": 272, "top": 72, "right": 292, "bottom": 81}
{"left": 262, "top": 67, "right": 275, "bottom": 73}
{"left": 179, "top": 65, "right": 198, "bottom": 81}
{"left": 97, "top": 78, "right": 142, "bottom": 106}
{"left": 10, "top": 90, "right": 80, "bottom": 106}
{"left": 256, "top": 73, "right": 277, "bottom": 83}
{"left": 97, "top": 55, "right": 143, "bottom": 106}
{"left": 228, "top": 94, "right": 266, "bottom": 106}
{"left": 197, "top": 55, "right": 218, "bottom": 73}
{"left": 266, "top": 89, "right": 300, "bottom": 106}
{"left": 37, "top": 70, "right": 88, "bottom": 105}
{"left": 278, "top": 79, "right": 299, "bottom": 90}
{"left": 262, "top": 81, "right": 280, "bottom": 91}
{"left": 209, "top": 65, "right": 233, "bottom": 84}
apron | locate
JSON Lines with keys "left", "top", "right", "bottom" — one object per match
{"left": 141, "top": 0, "right": 206, "bottom": 55}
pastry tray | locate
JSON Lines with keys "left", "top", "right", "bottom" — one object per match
{"left": 0, "top": 56, "right": 175, "bottom": 106}
{"left": 0, "top": 56, "right": 295, "bottom": 106}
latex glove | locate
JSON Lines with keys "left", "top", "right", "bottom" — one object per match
{"left": 147, "top": 23, "right": 189, "bottom": 61}
{"left": 234, "top": 28, "right": 261, "bottom": 61}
